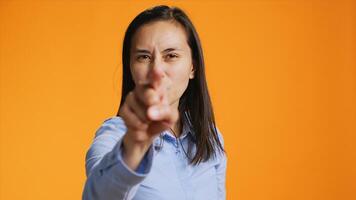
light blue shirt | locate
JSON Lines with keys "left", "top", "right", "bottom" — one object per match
{"left": 82, "top": 114, "right": 227, "bottom": 200}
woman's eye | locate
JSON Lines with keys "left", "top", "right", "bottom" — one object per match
{"left": 137, "top": 55, "right": 150, "bottom": 61}
{"left": 166, "top": 53, "right": 179, "bottom": 60}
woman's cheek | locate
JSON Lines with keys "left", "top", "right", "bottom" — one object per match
{"left": 131, "top": 65, "right": 147, "bottom": 82}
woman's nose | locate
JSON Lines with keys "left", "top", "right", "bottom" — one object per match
{"left": 148, "top": 58, "right": 165, "bottom": 89}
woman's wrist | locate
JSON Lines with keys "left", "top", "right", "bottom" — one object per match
{"left": 122, "top": 133, "right": 152, "bottom": 171}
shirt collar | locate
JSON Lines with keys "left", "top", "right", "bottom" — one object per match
{"left": 153, "top": 111, "right": 194, "bottom": 144}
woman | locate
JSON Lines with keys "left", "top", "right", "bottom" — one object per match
{"left": 83, "top": 5, "right": 227, "bottom": 200}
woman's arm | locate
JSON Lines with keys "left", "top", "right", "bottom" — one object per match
{"left": 215, "top": 128, "right": 227, "bottom": 200}
{"left": 82, "top": 117, "right": 154, "bottom": 200}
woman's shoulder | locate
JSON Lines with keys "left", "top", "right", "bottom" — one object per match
{"left": 214, "top": 126, "right": 226, "bottom": 161}
{"left": 102, "top": 115, "right": 125, "bottom": 125}
{"left": 214, "top": 126, "right": 225, "bottom": 147}
{"left": 94, "top": 116, "right": 127, "bottom": 137}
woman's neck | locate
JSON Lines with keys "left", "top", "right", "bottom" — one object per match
{"left": 170, "top": 114, "right": 182, "bottom": 138}
{"left": 169, "top": 100, "right": 182, "bottom": 137}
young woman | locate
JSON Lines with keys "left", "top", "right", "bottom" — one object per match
{"left": 83, "top": 5, "right": 227, "bottom": 200}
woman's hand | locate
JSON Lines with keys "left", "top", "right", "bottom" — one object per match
{"left": 118, "top": 78, "right": 178, "bottom": 171}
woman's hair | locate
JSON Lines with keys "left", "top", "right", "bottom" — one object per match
{"left": 117, "top": 5, "right": 224, "bottom": 165}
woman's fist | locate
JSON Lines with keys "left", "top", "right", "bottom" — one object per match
{"left": 118, "top": 79, "right": 178, "bottom": 170}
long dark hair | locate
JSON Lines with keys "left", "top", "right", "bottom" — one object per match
{"left": 116, "top": 5, "right": 224, "bottom": 165}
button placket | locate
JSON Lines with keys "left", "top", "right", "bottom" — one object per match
{"left": 174, "top": 139, "right": 180, "bottom": 154}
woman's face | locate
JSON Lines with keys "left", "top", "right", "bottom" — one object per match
{"left": 130, "top": 20, "right": 195, "bottom": 108}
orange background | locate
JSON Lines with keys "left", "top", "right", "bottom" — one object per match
{"left": 1, "top": 0, "right": 355, "bottom": 199}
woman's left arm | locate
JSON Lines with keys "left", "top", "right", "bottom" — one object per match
{"left": 215, "top": 128, "right": 227, "bottom": 200}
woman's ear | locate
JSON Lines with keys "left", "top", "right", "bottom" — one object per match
{"left": 189, "top": 65, "right": 195, "bottom": 79}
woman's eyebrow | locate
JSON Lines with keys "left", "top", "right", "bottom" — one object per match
{"left": 134, "top": 48, "right": 151, "bottom": 54}
{"left": 161, "top": 48, "right": 183, "bottom": 53}
{"left": 133, "top": 47, "right": 183, "bottom": 54}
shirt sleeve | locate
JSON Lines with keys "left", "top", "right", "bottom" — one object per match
{"left": 82, "top": 117, "right": 154, "bottom": 200}
{"left": 215, "top": 127, "right": 227, "bottom": 200}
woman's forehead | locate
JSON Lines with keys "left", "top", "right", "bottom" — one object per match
{"left": 131, "top": 20, "right": 189, "bottom": 52}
